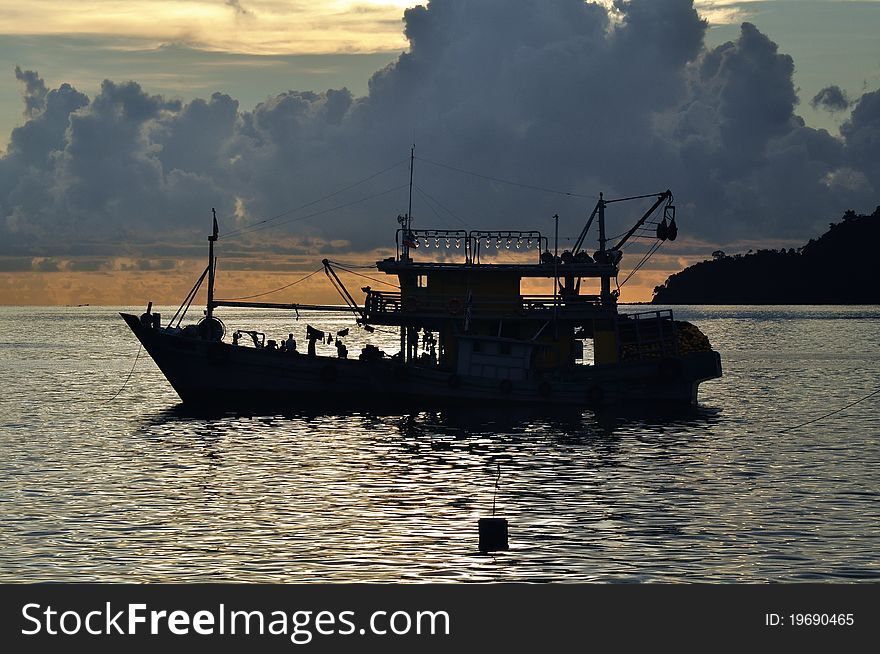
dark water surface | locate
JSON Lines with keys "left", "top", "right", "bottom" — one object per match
{"left": 1, "top": 305, "right": 877, "bottom": 582}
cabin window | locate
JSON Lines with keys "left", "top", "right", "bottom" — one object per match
{"left": 499, "top": 342, "right": 511, "bottom": 355}
{"left": 473, "top": 341, "right": 482, "bottom": 353}
{"left": 417, "top": 275, "right": 427, "bottom": 288}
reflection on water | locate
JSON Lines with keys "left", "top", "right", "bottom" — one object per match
{"left": 0, "top": 305, "right": 878, "bottom": 582}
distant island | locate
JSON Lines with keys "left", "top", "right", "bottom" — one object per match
{"left": 652, "top": 206, "right": 880, "bottom": 304}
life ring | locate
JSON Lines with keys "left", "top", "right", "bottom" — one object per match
{"left": 402, "top": 296, "right": 419, "bottom": 312}
{"left": 320, "top": 364, "right": 337, "bottom": 383}
{"left": 499, "top": 379, "right": 513, "bottom": 395}
{"left": 197, "top": 316, "right": 226, "bottom": 341}
{"left": 447, "top": 297, "right": 463, "bottom": 315}
{"left": 538, "top": 381, "right": 552, "bottom": 397}
{"left": 448, "top": 374, "right": 462, "bottom": 389}
{"left": 586, "top": 385, "right": 604, "bottom": 406}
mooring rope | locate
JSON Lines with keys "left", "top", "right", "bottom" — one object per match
{"left": 492, "top": 463, "right": 501, "bottom": 516}
{"left": 779, "top": 385, "right": 880, "bottom": 433}
{"left": 108, "top": 345, "right": 142, "bottom": 402}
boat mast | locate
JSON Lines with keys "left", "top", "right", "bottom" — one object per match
{"left": 407, "top": 145, "right": 414, "bottom": 235}
{"left": 553, "top": 213, "right": 559, "bottom": 334}
{"left": 597, "top": 193, "right": 611, "bottom": 305}
{"left": 207, "top": 208, "right": 218, "bottom": 327}
{"left": 401, "top": 145, "right": 415, "bottom": 362}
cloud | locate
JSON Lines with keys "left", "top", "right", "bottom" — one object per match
{"left": 840, "top": 88, "right": 880, "bottom": 187}
{"left": 14, "top": 66, "right": 48, "bottom": 118}
{"left": 0, "top": 1, "right": 409, "bottom": 56}
{"left": 225, "top": 0, "right": 252, "bottom": 18}
{"left": 1, "top": 0, "right": 878, "bottom": 277}
{"left": 811, "top": 85, "right": 851, "bottom": 113}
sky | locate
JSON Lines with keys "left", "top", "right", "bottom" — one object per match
{"left": 1, "top": 0, "right": 879, "bottom": 305}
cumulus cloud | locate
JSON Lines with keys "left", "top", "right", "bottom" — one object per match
{"left": 811, "top": 85, "right": 851, "bottom": 113}
{"left": 14, "top": 66, "right": 48, "bottom": 118}
{"left": 840, "top": 89, "right": 880, "bottom": 188}
{"left": 1, "top": 0, "right": 877, "bottom": 266}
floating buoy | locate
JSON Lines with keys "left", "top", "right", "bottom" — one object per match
{"left": 478, "top": 517, "right": 509, "bottom": 552}
{"left": 479, "top": 463, "right": 509, "bottom": 552}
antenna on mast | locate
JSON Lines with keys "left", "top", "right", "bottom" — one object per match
{"left": 407, "top": 144, "right": 415, "bottom": 234}
{"left": 398, "top": 145, "right": 417, "bottom": 263}
{"left": 207, "top": 207, "right": 218, "bottom": 326}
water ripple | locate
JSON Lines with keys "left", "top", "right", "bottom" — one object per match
{"left": 0, "top": 305, "right": 878, "bottom": 582}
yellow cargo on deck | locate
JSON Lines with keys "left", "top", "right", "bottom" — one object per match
{"left": 594, "top": 329, "right": 618, "bottom": 364}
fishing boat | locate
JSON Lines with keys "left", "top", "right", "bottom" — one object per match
{"left": 121, "top": 157, "right": 722, "bottom": 408}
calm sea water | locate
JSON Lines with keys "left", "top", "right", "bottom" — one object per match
{"left": 0, "top": 305, "right": 877, "bottom": 582}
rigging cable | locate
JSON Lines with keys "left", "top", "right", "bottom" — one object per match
{"left": 327, "top": 262, "right": 400, "bottom": 289}
{"left": 414, "top": 184, "right": 524, "bottom": 264}
{"left": 618, "top": 240, "right": 663, "bottom": 287}
{"left": 223, "top": 183, "right": 410, "bottom": 239}
{"left": 415, "top": 185, "right": 457, "bottom": 229}
{"left": 415, "top": 156, "right": 598, "bottom": 199}
{"left": 220, "top": 158, "right": 409, "bottom": 239}
{"left": 169, "top": 265, "right": 209, "bottom": 327}
{"left": 323, "top": 262, "right": 360, "bottom": 313}
{"left": 779, "top": 387, "right": 880, "bottom": 433}
{"left": 414, "top": 184, "right": 472, "bottom": 229}
{"left": 217, "top": 267, "right": 324, "bottom": 301}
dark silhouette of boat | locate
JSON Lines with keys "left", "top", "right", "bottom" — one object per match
{"left": 122, "top": 157, "right": 721, "bottom": 407}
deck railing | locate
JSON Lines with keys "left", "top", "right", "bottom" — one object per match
{"left": 395, "top": 229, "right": 549, "bottom": 264}
{"left": 363, "top": 289, "right": 603, "bottom": 320}
{"left": 617, "top": 309, "right": 678, "bottom": 360}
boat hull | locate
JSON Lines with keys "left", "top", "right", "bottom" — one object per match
{"left": 121, "top": 313, "right": 721, "bottom": 408}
